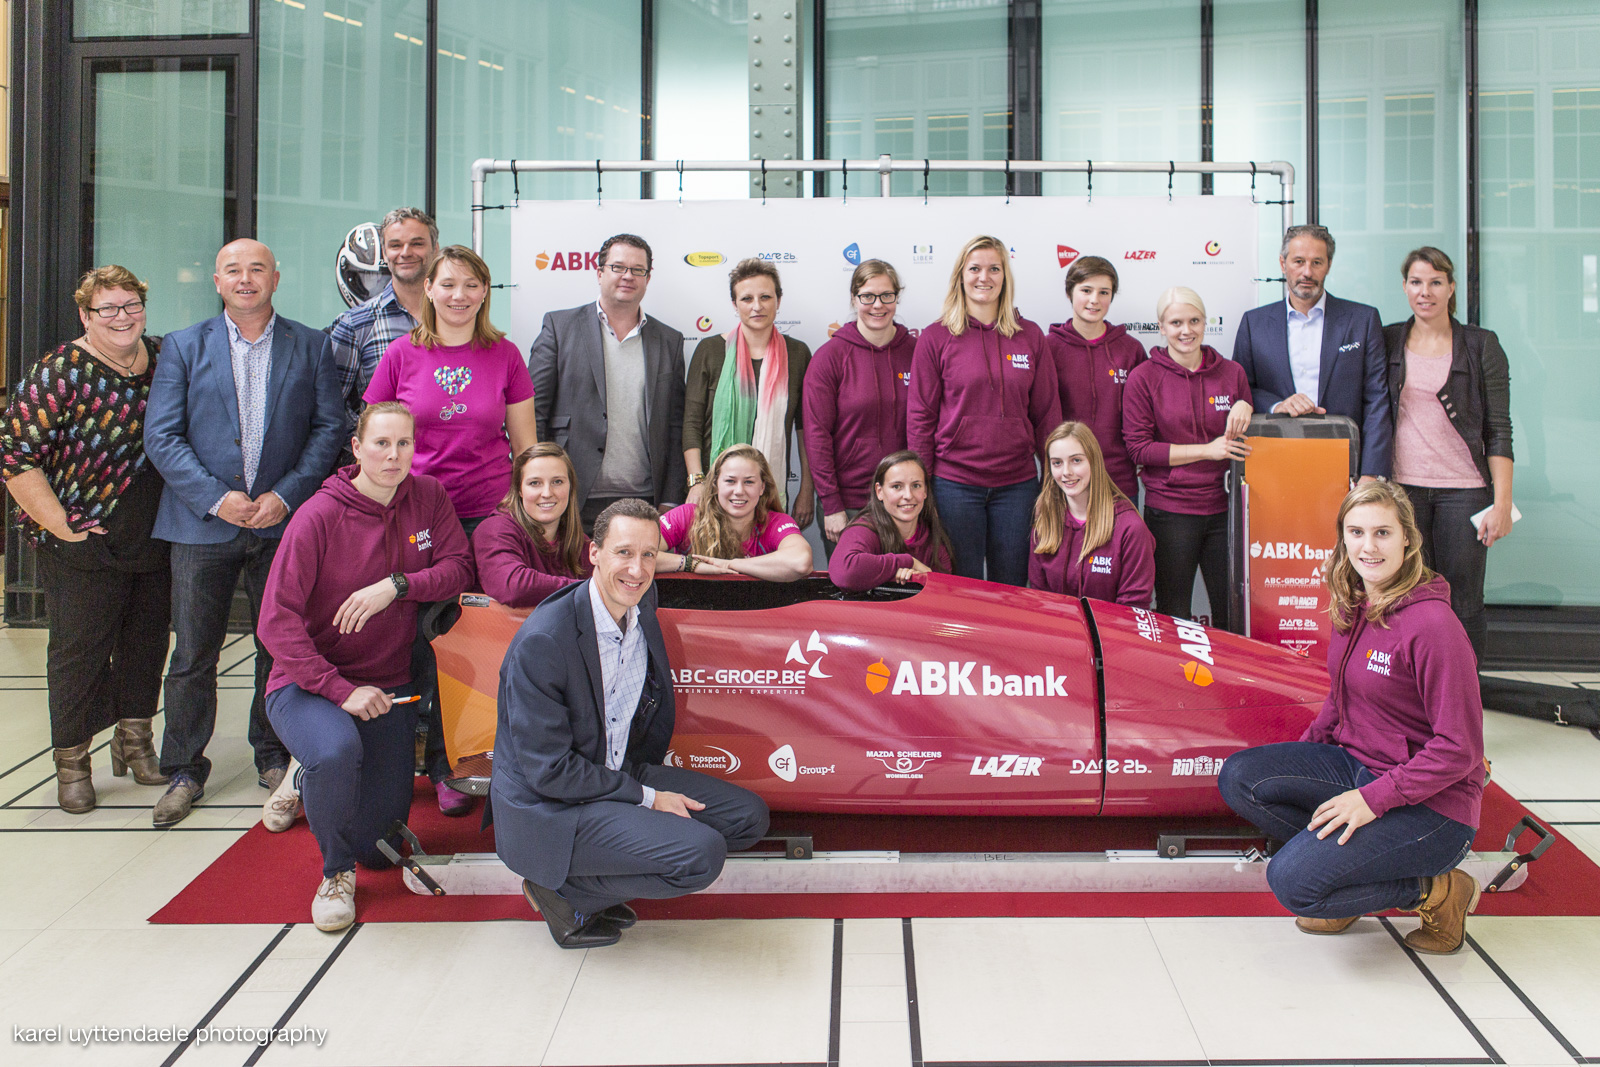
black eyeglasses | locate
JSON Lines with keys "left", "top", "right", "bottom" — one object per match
{"left": 87, "top": 301, "right": 145, "bottom": 319}
{"left": 605, "top": 264, "right": 651, "bottom": 278}
{"left": 856, "top": 292, "right": 899, "bottom": 306}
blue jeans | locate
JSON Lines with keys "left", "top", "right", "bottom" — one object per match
{"left": 1219, "top": 742, "right": 1476, "bottom": 918}
{"left": 265, "top": 682, "right": 420, "bottom": 877}
{"left": 160, "top": 532, "right": 288, "bottom": 786}
{"left": 1401, "top": 484, "right": 1493, "bottom": 664}
{"left": 932, "top": 475, "right": 1037, "bottom": 586}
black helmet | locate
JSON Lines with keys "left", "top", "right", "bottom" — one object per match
{"left": 335, "top": 222, "right": 390, "bottom": 308}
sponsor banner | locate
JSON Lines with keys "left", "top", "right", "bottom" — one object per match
{"left": 508, "top": 196, "right": 1259, "bottom": 366}
{"left": 1243, "top": 436, "right": 1351, "bottom": 660}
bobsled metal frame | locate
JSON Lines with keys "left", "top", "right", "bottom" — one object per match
{"left": 468, "top": 156, "right": 1296, "bottom": 261}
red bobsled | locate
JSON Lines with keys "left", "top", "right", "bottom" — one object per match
{"left": 433, "top": 572, "right": 1328, "bottom": 818}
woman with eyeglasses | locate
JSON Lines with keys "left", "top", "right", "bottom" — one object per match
{"left": 0, "top": 266, "right": 172, "bottom": 813}
{"left": 683, "top": 258, "right": 814, "bottom": 530}
{"left": 802, "top": 259, "right": 916, "bottom": 551}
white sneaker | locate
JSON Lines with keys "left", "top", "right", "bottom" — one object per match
{"left": 312, "top": 870, "right": 356, "bottom": 931}
{"left": 262, "top": 757, "right": 303, "bottom": 833}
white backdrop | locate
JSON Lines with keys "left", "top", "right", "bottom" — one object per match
{"left": 505, "top": 196, "right": 1259, "bottom": 363}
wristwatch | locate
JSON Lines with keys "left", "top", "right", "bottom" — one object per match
{"left": 389, "top": 572, "right": 409, "bottom": 600}
{"left": 687, "top": 472, "right": 705, "bottom": 487}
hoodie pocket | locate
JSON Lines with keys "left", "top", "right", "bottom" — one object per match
{"left": 946, "top": 415, "right": 1034, "bottom": 473}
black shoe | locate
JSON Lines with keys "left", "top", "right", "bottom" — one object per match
{"left": 521, "top": 879, "right": 623, "bottom": 949}
{"left": 602, "top": 902, "right": 638, "bottom": 929}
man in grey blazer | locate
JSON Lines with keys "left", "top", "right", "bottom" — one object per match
{"left": 490, "top": 500, "right": 769, "bottom": 948}
{"left": 527, "top": 234, "right": 688, "bottom": 528}
{"left": 1232, "top": 225, "right": 1393, "bottom": 480}
{"left": 143, "top": 238, "right": 344, "bottom": 826}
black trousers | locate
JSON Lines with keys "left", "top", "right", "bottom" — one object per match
{"left": 1402, "top": 483, "right": 1493, "bottom": 664}
{"left": 1144, "top": 506, "right": 1232, "bottom": 630}
{"left": 38, "top": 546, "right": 171, "bottom": 749}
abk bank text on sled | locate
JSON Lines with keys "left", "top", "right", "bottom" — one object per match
{"left": 409, "top": 572, "right": 1545, "bottom": 897}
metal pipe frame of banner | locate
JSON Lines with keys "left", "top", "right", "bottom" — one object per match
{"left": 468, "top": 156, "right": 1296, "bottom": 261}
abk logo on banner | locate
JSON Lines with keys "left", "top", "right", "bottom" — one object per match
{"left": 535, "top": 251, "right": 599, "bottom": 271}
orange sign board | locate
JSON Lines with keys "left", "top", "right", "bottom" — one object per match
{"left": 1242, "top": 436, "right": 1350, "bottom": 660}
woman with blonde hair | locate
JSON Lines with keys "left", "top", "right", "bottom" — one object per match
{"left": 364, "top": 244, "right": 535, "bottom": 814}
{"left": 906, "top": 235, "right": 1060, "bottom": 586}
{"left": 803, "top": 259, "right": 916, "bottom": 549}
{"left": 657, "top": 444, "right": 813, "bottom": 581}
{"left": 1220, "top": 481, "right": 1485, "bottom": 954}
{"left": 473, "top": 443, "right": 592, "bottom": 608}
{"left": 1122, "top": 286, "right": 1252, "bottom": 627}
{"left": 1029, "top": 422, "right": 1154, "bottom": 605}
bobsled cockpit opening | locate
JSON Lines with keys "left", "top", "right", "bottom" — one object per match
{"left": 654, "top": 574, "right": 923, "bottom": 612}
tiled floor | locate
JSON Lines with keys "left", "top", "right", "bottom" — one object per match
{"left": 1, "top": 624, "right": 1597, "bottom": 1067}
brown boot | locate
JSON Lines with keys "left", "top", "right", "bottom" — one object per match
{"left": 110, "top": 719, "right": 168, "bottom": 785}
{"left": 1406, "top": 869, "right": 1481, "bottom": 955}
{"left": 53, "top": 743, "right": 96, "bottom": 814}
{"left": 1295, "top": 915, "right": 1361, "bottom": 935}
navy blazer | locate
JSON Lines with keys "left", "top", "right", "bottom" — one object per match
{"left": 490, "top": 579, "right": 675, "bottom": 888}
{"left": 1232, "top": 294, "right": 1393, "bottom": 478}
{"left": 145, "top": 313, "right": 344, "bottom": 544}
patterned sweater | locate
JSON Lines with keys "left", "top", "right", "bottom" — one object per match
{"left": 0, "top": 338, "right": 161, "bottom": 545}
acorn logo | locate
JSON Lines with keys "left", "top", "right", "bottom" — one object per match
{"left": 1183, "top": 660, "right": 1214, "bottom": 686}
{"left": 535, "top": 252, "right": 550, "bottom": 270}
{"left": 865, "top": 659, "right": 891, "bottom": 694}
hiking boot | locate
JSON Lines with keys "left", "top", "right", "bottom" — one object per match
{"left": 1295, "top": 915, "right": 1360, "bottom": 935}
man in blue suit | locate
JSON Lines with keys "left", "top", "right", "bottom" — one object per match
{"left": 490, "top": 499, "right": 769, "bottom": 948}
{"left": 1232, "top": 225, "right": 1392, "bottom": 480}
{"left": 144, "top": 238, "right": 344, "bottom": 826}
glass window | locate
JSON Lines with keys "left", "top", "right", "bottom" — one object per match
{"left": 1213, "top": 0, "right": 1307, "bottom": 304}
{"left": 75, "top": 0, "right": 247, "bottom": 37}
{"left": 825, "top": 0, "right": 1008, "bottom": 197}
{"left": 90, "top": 62, "right": 230, "bottom": 335}
{"left": 256, "top": 0, "right": 426, "bottom": 333}
{"left": 1041, "top": 0, "right": 1201, "bottom": 198}
{"left": 1315, "top": 0, "right": 1464, "bottom": 322}
{"left": 435, "top": 0, "right": 642, "bottom": 298}
{"left": 1480, "top": 0, "right": 1600, "bottom": 607}
{"left": 655, "top": 0, "right": 749, "bottom": 200}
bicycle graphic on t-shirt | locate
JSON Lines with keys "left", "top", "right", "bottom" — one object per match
{"left": 435, "top": 366, "right": 471, "bottom": 420}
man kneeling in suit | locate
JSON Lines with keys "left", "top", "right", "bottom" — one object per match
{"left": 489, "top": 498, "right": 770, "bottom": 947}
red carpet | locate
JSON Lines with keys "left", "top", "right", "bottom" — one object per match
{"left": 150, "top": 779, "right": 1600, "bottom": 924}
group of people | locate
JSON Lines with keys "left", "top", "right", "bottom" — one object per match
{"left": 0, "top": 208, "right": 1508, "bottom": 951}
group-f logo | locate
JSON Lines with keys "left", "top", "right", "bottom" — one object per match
{"left": 843, "top": 243, "right": 862, "bottom": 266}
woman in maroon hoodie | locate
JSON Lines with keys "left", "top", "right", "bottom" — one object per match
{"left": 803, "top": 259, "right": 915, "bottom": 551}
{"left": 1028, "top": 422, "right": 1154, "bottom": 605}
{"left": 1220, "top": 481, "right": 1485, "bottom": 954}
{"left": 256, "top": 401, "right": 472, "bottom": 932}
{"left": 831, "top": 451, "right": 955, "bottom": 592}
{"left": 472, "top": 442, "right": 592, "bottom": 608}
{"left": 1121, "top": 286, "right": 1251, "bottom": 628}
{"left": 1047, "top": 256, "right": 1147, "bottom": 500}
{"left": 907, "top": 235, "right": 1060, "bottom": 586}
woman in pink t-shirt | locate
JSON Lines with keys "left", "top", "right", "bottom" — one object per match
{"left": 365, "top": 245, "right": 536, "bottom": 526}
{"left": 658, "top": 444, "right": 813, "bottom": 581}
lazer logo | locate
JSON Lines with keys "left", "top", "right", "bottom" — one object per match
{"left": 875, "top": 660, "right": 1070, "bottom": 698}
{"left": 534, "top": 251, "right": 599, "bottom": 271}
{"left": 1250, "top": 541, "right": 1333, "bottom": 561}
{"left": 1124, "top": 250, "right": 1157, "bottom": 260}
{"left": 1366, "top": 649, "right": 1393, "bottom": 676}
{"left": 970, "top": 755, "right": 1043, "bottom": 777}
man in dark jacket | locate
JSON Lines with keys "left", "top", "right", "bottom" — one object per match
{"left": 489, "top": 499, "right": 769, "bottom": 947}
{"left": 527, "top": 235, "right": 688, "bottom": 529}
{"left": 1232, "top": 225, "right": 1392, "bottom": 480}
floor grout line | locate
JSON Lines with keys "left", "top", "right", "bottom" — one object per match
{"left": 241, "top": 922, "right": 362, "bottom": 1066}
{"left": 1379, "top": 917, "right": 1504, "bottom": 1065}
{"left": 1461, "top": 931, "right": 1587, "bottom": 1065}
{"left": 828, "top": 917, "right": 843, "bottom": 1067}
{"left": 902, "top": 917, "right": 923, "bottom": 1067}
{"left": 160, "top": 923, "right": 295, "bottom": 1067}
{"left": 537, "top": 929, "right": 589, "bottom": 1067}
{"left": 1139, "top": 916, "right": 1211, "bottom": 1063}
